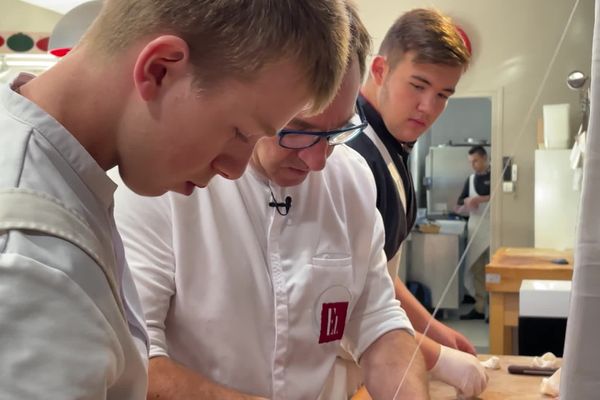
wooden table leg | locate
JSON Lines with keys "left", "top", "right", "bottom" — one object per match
{"left": 489, "top": 292, "right": 512, "bottom": 355}
{"left": 502, "top": 325, "right": 513, "bottom": 354}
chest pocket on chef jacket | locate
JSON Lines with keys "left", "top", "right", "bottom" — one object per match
{"left": 307, "top": 255, "right": 354, "bottom": 346}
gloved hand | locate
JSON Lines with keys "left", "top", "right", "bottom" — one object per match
{"left": 430, "top": 345, "right": 488, "bottom": 398}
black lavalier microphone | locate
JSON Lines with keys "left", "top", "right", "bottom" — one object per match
{"left": 269, "top": 188, "right": 292, "bottom": 216}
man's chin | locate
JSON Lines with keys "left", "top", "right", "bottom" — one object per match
{"left": 392, "top": 129, "right": 425, "bottom": 144}
{"left": 125, "top": 181, "right": 166, "bottom": 197}
{"left": 274, "top": 174, "right": 308, "bottom": 188}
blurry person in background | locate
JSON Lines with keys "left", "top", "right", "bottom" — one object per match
{"left": 456, "top": 145, "right": 491, "bottom": 320}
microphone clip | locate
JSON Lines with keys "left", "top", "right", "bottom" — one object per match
{"left": 269, "top": 189, "right": 292, "bottom": 216}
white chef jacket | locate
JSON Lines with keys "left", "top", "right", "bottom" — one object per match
{"left": 0, "top": 74, "right": 148, "bottom": 399}
{"left": 114, "top": 144, "right": 413, "bottom": 400}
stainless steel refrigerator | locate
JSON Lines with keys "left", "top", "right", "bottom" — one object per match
{"left": 424, "top": 146, "right": 474, "bottom": 216}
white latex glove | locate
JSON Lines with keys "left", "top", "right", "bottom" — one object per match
{"left": 430, "top": 345, "right": 489, "bottom": 398}
{"left": 540, "top": 367, "right": 561, "bottom": 397}
{"left": 532, "top": 352, "right": 558, "bottom": 369}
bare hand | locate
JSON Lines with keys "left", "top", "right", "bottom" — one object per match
{"left": 462, "top": 197, "right": 479, "bottom": 211}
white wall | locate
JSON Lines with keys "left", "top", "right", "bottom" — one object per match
{"left": 355, "top": 0, "right": 594, "bottom": 248}
{"left": 1, "top": 0, "right": 61, "bottom": 32}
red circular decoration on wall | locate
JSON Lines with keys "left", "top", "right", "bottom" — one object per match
{"left": 50, "top": 47, "right": 71, "bottom": 57}
{"left": 36, "top": 37, "right": 49, "bottom": 51}
{"left": 456, "top": 26, "right": 472, "bottom": 56}
{"left": 0, "top": 36, "right": 4, "bottom": 47}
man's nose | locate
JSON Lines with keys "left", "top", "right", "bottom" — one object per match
{"left": 417, "top": 93, "right": 436, "bottom": 114}
{"left": 297, "top": 138, "right": 330, "bottom": 172}
{"left": 215, "top": 147, "right": 253, "bottom": 180}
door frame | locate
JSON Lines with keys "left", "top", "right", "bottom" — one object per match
{"left": 449, "top": 88, "right": 504, "bottom": 252}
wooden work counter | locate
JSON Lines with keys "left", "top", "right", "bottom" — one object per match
{"left": 486, "top": 247, "right": 573, "bottom": 355}
{"left": 430, "top": 355, "right": 560, "bottom": 399}
{"left": 352, "top": 355, "right": 560, "bottom": 400}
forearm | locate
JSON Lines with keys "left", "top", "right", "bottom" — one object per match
{"left": 393, "top": 276, "right": 432, "bottom": 332}
{"left": 148, "top": 356, "right": 267, "bottom": 400}
{"left": 393, "top": 276, "right": 476, "bottom": 354}
{"left": 360, "top": 329, "right": 429, "bottom": 400}
{"left": 415, "top": 332, "right": 441, "bottom": 371}
{"left": 457, "top": 181, "right": 469, "bottom": 205}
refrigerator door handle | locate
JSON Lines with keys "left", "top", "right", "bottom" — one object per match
{"left": 423, "top": 176, "right": 433, "bottom": 190}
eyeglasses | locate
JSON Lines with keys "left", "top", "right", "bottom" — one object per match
{"left": 277, "top": 101, "right": 368, "bottom": 150}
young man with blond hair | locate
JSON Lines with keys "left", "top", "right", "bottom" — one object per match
{"left": 349, "top": 7, "right": 488, "bottom": 398}
{"left": 0, "top": 1, "right": 350, "bottom": 398}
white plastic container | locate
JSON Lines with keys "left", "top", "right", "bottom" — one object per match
{"left": 543, "top": 103, "right": 571, "bottom": 149}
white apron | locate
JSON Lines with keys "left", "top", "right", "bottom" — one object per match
{"left": 0, "top": 188, "right": 148, "bottom": 399}
{"left": 364, "top": 125, "right": 408, "bottom": 280}
{"left": 319, "top": 126, "right": 409, "bottom": 399}
{"left": 464, "top": 174, "right": 490, "bottom": 296}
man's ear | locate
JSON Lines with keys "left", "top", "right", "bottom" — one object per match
{"left": 133, "top": 35, "right": 190, "bottom": 101}
{"left": 370, "top": 55, "right": 388, "bottom": 87}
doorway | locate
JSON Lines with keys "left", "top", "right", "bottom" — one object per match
{"left": 405, "top": 92, "right": 501, "bottom": 352}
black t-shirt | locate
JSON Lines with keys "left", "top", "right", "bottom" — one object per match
{"left": 457, "top": 170, "right": 491, "bottom": 205}
{"left": 348, "top": 95, "right": 417, "bottom": 260}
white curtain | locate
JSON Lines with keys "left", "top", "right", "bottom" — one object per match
{"left": 561, "top": 0, "right": 600, "bottom": 397}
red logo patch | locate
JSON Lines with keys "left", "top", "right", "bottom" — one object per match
{"left": 319, "top": 302, "right": 348, "bottom": 344}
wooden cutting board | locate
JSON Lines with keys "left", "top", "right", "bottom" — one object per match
{"left": 352, "top": 355, "right": 560, "bottom": 400}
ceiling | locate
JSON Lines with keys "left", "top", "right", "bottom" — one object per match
{"left": 19, "top": 0, "right": 88, "bottom": 14}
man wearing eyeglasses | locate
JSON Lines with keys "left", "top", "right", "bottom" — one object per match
{"left": 113, "top": 6, "right": 429, "bottom": 399}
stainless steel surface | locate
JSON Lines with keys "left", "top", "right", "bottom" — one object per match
{"left": 425, "top": 146, "right": 472, "bottom": 215}
{"left": 566, "top": 70, "right": 590, "bottom": 131}
{"left": 410, "top": 131, "right": 432, "bottom": 209}
{"left": 407, "top": 229, "right": 465, "bottom": 310}
{"left": 466, "top": 137, "right": 489, "bottom": 145}
{"left": 566, "top": 70, "right": 588, "bottom": 90}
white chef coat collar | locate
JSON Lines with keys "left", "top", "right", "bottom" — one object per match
{"left": 247, "top": 163, "right": 293, "bottom": 200}
{"left": 2, "top": 73, "right": 117, "bottom": 209}
{"left": 247, "top": 163, "right": 270, "bottom": 186}
{"left": 248, "top": 162, "right": 288, "bottom": 196}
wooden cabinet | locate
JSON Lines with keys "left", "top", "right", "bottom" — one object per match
{"left": 486, "top": 247, "right": 573, "bottom": 354}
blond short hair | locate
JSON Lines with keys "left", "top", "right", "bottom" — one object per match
{"left": 85, "top": 0, "right": 351, "bottom": 113}
{"left": 379, "top": 8, "right": 470, "bottom": 70}
{"left": 346, "top": 1, "right": 372, "bottom": 80}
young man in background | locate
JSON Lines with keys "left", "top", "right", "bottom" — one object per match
{"left": 348, "top": 7, "right": 488, "bottom": 398}
{"left": 0, "top": 1, "right": 351, "bottom": 398}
